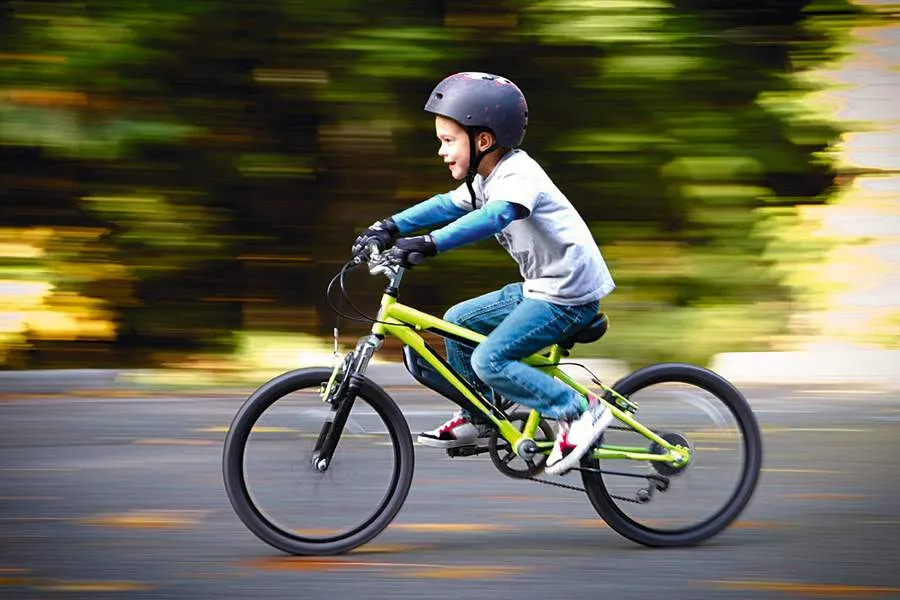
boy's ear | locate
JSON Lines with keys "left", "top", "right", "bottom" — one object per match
{"left": 476, "top": 130, "right": 496, "bottom": 152}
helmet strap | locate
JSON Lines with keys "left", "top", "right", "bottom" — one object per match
{"left": 465, "top": 128, "right": 497, "bottom": 211}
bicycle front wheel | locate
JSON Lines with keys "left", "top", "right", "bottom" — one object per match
{"left": 582, "top": 363, "right": 762, "bottom": 547}
{"left": 223, "top": 367, "right": 414, "bottom": 555}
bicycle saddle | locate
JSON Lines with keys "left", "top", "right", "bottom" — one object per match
{"left": 558, "top": 312, "right": 608, "bottom": 350}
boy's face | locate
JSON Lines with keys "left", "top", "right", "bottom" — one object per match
{"left": 435, "top": 116, "right": 469, "bottom": 180}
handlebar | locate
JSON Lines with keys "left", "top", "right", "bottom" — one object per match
{"left": 353, "top": 243, "right": 424, "bottom": 270}
{"left": 403, "top": 251, "right": 426, "bottom": 265}
{"left": 341, "top": 243, "right": 422, "bottom": 300}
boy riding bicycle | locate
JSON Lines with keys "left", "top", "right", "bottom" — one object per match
{"left": 351, "top": 72, "right": 615, "bottom": 475}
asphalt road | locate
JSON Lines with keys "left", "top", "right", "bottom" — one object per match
{"left": 1, "top": 384, "right": 899, "bottom": 600}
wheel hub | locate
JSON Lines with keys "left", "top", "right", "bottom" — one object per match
{"left": 649, "top": 431, "right": 693, "bottom": 476}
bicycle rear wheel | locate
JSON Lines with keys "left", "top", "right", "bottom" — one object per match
{"left": 223, "top": 367, "right": 414, "bottom": 555}
{"left": 582, "top": 363, "right": 762, "bottom": 547}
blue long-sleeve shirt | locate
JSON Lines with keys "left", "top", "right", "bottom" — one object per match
{"left": 391, "top": 193, "right": 524, "bottom": 253}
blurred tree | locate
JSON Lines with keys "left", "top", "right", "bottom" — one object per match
{"left": 0, "top": 0, "right": 859, "bottom": 368}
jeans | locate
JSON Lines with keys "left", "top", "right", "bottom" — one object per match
{"left": 443, "top": 282, "right": 600, "bottom": 420}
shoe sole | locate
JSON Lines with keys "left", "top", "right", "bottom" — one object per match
{"left": 416, "top": 435, "right": 491, "bottom": 449}
{"left": 544, "top": 409, "right": 614, "bottom": 475}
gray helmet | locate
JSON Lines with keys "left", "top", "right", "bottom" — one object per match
{"left": 424, "top": 72, "right": 528, "bottom": 148}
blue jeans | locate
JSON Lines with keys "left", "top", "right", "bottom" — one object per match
{"left": 443, "top": 282, "right": 600, "bottom": 420}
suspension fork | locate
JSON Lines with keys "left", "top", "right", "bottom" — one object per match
{"left": 311, "top": 334, "right": 383, "bottom": 472}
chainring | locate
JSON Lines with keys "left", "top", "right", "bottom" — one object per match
{"left": 488, "top": 411, "right": 556, "bottom": 479}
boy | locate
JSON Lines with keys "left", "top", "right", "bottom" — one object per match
{"left": 351, "top": 72, "right": 615, "bottom": 475}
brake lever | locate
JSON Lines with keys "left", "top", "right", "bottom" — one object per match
{"left": 368, "top": 245, "right": 396, "bottom": 277}
{"left": 351, "top": 242, "right": 382, "bottom": 266}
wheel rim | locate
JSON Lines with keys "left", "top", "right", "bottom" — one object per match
{"left": 589, "top": 380, "right": 753, "bottom": 536}
{"left": 237, "top": 381, "right": 403, "bottom": 544}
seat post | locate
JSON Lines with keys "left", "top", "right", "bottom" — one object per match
{"left": 547, "top": 345, "right": 565, "bottom": 364}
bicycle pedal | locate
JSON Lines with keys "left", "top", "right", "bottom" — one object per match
{"left": 446, "top": 444, "right": 490, "bottom": 458}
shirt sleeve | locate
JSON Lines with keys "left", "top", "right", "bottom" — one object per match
{"left": 485, "top": 171, "right": 538, "bottom": 217}
{"left": 390, "top": 193, "right": 468, "bottom": 235}
{"left": 430, "top": 201, "right": 522, "bottom": 253}
{"left": 449, "top": 182, "right": 476, "bottom": 211}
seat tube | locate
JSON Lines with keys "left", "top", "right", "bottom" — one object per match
{"left": 547, "top": 345, "right": 563, "bottom": 365}
{"left": 523, "top": 409, "right": 543, "bottom": 438}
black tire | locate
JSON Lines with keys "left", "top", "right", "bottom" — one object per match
{"left": 223, "top": 367, "right": 414, "bottom": 555}
{"left": 581, "top": 363, "right": 762, "bottom": 547}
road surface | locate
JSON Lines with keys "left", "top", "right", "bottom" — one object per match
{"left": 1, "top": 384, "right": 898, "bottom": 599}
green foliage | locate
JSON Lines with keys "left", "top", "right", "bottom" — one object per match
{"left": 0, "top": 0, "right": 857, "bottom": 367}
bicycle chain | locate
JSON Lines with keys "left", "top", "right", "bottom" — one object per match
{"left": 522, "top": 472, "right": 643, "bottom": 504}
{"left": 519, "top": 424, "right": 648, "bottom": 503}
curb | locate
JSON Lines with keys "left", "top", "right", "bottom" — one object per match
{"left": 709, "top": 350, "right": 900, "bottom": 390}
{"left": 0, "top": 359, "right": 630, "bottom": 395}
{"left": 0, "top": 369, "right": 142, "bottom": 395}
{"left": 2, "top": 351, "right": 898, "bottom": 395}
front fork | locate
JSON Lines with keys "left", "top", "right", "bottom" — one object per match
{"left": 311, "top": 334, "right": 383, "bottom": 472}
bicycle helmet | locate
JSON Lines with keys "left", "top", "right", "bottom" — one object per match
{"left": 424, "top": 72, "right": 528, "bottom": 149}
{"left": 425, "top": 72, "right": 528, "bottom": 209}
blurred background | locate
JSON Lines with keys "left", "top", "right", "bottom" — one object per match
{"left": 1, "top": 0, "right": 897, "bottom": 378}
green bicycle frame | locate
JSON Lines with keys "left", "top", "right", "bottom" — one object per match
{"left": 365, "top": 291, "right": 690, "bottom": 468}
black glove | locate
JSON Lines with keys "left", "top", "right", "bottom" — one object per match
{"left": 351, "top": 218, "right": 399, "bottom": 258}
{"left": 392, "top": 235, "right": 437, "bottom": 268}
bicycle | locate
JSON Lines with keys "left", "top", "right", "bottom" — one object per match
{"left": 222, "top": 245, "right": 762, "bottom": 556}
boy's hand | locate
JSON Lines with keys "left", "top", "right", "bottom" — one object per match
{"left": 392, "top": 235, "right": 437, "bottom": 267}
{"left": 351, "top": 218, "right": 399, "bottom": 258}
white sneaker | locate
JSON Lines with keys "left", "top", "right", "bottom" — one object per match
{"left": 417, "top": 412, "right": 492, "bottom": 448}
{"left": 545, "top": 401, "right": 613, "bottom": 475}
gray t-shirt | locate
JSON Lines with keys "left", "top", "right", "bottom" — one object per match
{"left": 449, "top": 150, "right": 615, "bottom": 305}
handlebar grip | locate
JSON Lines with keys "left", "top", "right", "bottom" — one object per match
{"left": 406, "top": 251, "right": 425, "bottom": 265}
